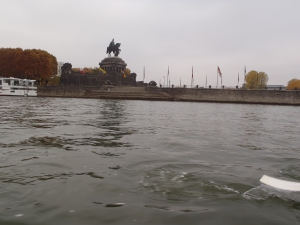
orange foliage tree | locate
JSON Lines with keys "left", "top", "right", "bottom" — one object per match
{"left": 286, "top": 79, "right": 300, "bottom": 90}
{"left": 0, "top": 48, "right": 57, "bottom": 82}
{"left": 124, "top": 68, "right": 131, "bottom": 76}
{"left": 72, "top": 68, "right": 81, "bottom": 73}
{"left": 72, "top": 67, "right": 106, "bottom": 75}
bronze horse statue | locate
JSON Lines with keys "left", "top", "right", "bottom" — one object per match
{"left": 107, "top": 43, "right": 121, "bottom": 57}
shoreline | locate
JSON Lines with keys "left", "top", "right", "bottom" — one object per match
{"left": 37, "top": 86, "right": 300, "bottom": 106}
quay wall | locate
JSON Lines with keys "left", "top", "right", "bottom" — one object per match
{"left": 160, "top": 88, "right": 300, "bottom": 105}
{"left": 37, "top": 86, "right": 300, "bottom": 105}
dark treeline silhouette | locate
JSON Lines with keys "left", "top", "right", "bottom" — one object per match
{"left": 0, "top": 48, "right": 57, "bottom": 82}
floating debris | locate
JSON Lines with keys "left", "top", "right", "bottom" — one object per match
{"left": 93, "top": 201, "right": 103, "bottom": 204}
{"left": 14, "top": 214, "right": 24, "bottom": 217}
{"left": 105, "top": 203, "right": 125, "bottom": 207}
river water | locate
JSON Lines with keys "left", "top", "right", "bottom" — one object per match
{"left": 0, "top": 97, "right": 300, "bottom": 224}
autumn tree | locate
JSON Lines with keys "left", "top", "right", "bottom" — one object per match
{"left": 286, "top": 79, "right": 300, "bottom": 90}
{"left": 0, "top": 48, "right": 57, "bottom": 83}
{"left": 245, "top": 70, "right": 269, "bottom": 89}
{"left": 83, "top": 67, "right": 94, "bottom": 74}
{"left": 72, "top": 67, "right": 106, "bottom": 75}
{"left": 72, "top": 68, "right": 81, "bottom": 73}
{"left": 124, "top": 68, "right": 131, "bottom": 76}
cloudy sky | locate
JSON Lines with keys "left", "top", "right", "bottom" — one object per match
{"left": 1, "top": 0, "right": 299, "bottom": 86}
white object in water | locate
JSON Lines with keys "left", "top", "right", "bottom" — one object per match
{"left": 260, "top": 175, "right": 300, "bottom": 191}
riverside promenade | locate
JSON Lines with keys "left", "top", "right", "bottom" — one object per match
{"left": 37, "top": 86, "right": 300, "bottom": 105}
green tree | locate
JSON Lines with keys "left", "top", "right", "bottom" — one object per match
{"left": 48, "top": 75, "right": 60, "bottom": 86}
{"left": 286, "top": 79, "right": 300, "bottom": 90}
{"left": 245, "top": 70, "right": 268, "bottom": 89}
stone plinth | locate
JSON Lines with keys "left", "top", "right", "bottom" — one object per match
{"left": 99, "top": 57, "right": 127, "bottom": 73}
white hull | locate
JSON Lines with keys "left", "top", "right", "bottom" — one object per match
{"left": 0, "top": 77, "right": 37, "bottom": 97}
{"left": 0, "top": 89, "right": 37, "bottom": 97}
{"left": 260, "top": 175, "right": 300, "bottom": 191}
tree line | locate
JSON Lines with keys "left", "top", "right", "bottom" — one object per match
{"left": 72, "top": 67, "right": 107, "bottom": 74}
{"left": 71, "top": 67, "right": 131, "bottom": 76}
{"left": 0, "top": 48, "right": 57, "bottom": 83}
{"left": 245, "top": 70, "right": 300, "bottom": 90}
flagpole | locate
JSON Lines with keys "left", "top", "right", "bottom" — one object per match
{"left": 221, "top": 72, "right": 222, "bottom": 87}
{"left": 216, "top": 66, "right": 218, "bottom": 88}
{"left": 191, "top": 66, "right": 194, "bottom": 88}
{"left": 143, "top": 66, "right": 145, "bottom": 83}
{"left": 206, "top": 75, "right": 207, "bottom": 88}
{"left": 167, "top": 66, "right": 169, "bottom": 87}
{"left": 244, "top": 66, "right": 246, "bottom": 87}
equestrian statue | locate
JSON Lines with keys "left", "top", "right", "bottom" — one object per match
{"left": 106, "top": 39, "right": 121, "bottom": 57}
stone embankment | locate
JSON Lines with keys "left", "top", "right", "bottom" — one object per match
{"left": 37, "top": 86, "right": 300, "bottom": 105}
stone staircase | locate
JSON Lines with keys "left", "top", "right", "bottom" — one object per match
{"left": 84, "top": 90, "right": 171, "bottom": 100}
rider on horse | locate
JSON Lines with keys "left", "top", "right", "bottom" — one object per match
{"left": 107, "top": 38, "right": 121, "bottom": 57}
{"left": 109, "top": 39, "right": 115, "bottom": 48}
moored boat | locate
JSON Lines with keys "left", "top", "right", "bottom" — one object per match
{"left": 0, "top": 77, "right": 37, "bottom": 97}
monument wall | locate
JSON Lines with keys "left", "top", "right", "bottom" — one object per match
{"left": 37, "top": 86, "right": 300, "bottom": 105}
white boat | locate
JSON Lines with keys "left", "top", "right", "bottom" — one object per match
{"left": 260, "top": 175, "right": 300, "bottom": 191}
{"left": 0, "top": 77, "right": 37, "bottom": 97}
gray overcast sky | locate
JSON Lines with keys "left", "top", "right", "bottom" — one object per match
{"left": 1, "top": 0, "right": 299, "bottom": 86}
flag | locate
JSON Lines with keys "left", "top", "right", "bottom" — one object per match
{"left": 191, "top": 66, "right": 194, "bottom": 87}
{"left": 244, "top": 66, "right": 246, "bottom": 83}
{"left": 192, "top": 66, "right": 194, "bottom": 79}
{"left": 217, "top": 66, "right": 222, "bottom": 77}
{"left": 238, "top": 73, "right": 239, "bottom": 83}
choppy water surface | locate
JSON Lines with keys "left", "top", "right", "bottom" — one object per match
{"left": 1, "top": 97, "right": 300, "bottom": 224}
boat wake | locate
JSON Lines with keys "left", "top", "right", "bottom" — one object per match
{"left": 243, "top": 184, "right": 300, "bottom": 202}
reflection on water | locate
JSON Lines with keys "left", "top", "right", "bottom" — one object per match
{"left": 0, "top": 97, "right": 300, "bottom": 224}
